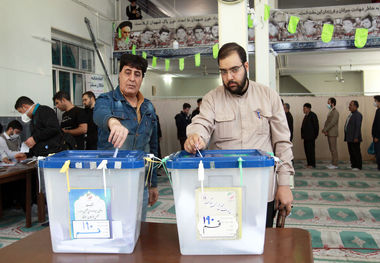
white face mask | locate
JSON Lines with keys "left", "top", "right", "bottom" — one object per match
{"left": 10, "top": 134, "right": 19, "bottom": 139}
{"left": 374, "top": 102, "right": 378, "bottom": 108}
{"left": 21, "top": 105, "right": 34, "bottom": 123}
{"left": 327, "top": 104, "right": 332, "bottom": 110}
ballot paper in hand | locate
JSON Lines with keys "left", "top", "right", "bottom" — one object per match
{"left": 21, "top": 142, "right": 29, "bottom": 153}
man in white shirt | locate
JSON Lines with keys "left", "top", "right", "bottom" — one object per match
{"left": 0, "top": 120, "right": 23, "bottom": 163}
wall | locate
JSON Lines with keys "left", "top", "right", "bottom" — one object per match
{"left": 0, "top": 0, "right": 114, "bottom": 116}
{"left": 289, "top": 72, "right": 363, "bottom": 94}
{"left": 363, "top": 70, "right": 380, "bottom": 95}
{"left": 140, "top": 72, "right": 221, "bottom": 97}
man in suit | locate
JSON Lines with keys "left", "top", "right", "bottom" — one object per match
{"left": 372, "top": 96, "right": 380, "bottom": 170}
{"left": 322, "top": 97, "right": 340, "bottom": 169}
{"left": 301, "top": 103, "right": 319, "bottom": 168}
{"left": 344, "top": 100, "right": 363, "bottom": 171}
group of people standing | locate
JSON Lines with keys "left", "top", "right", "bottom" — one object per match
{"left": 0, "top": 91, "right": 98, "bottom": 164}
{"left": 174, "top": 99, "right": 202, "bottom": 150}
{"left": 284, "top": 97, "right": 380, "bottom": 171}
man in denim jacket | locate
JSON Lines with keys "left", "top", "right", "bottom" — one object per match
{"left": 94, "top": 54, "right": 159, "bottom": 220}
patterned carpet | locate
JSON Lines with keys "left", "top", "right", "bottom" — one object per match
{"left": 2, "top": 160, "right": 380, "bottom": 262}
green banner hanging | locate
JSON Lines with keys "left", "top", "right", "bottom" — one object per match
{"left": 355, "top": 28, "right": 368, "bottom": 48}
{"left": 264, "top": 5, "right": 271, "bottom": 21}
{"left": 142, "top": 51, "right": 147, "bottom": 59}
{"left": 179, "top": 58, "right": 184, "bottom": 71}
{"left": 248, "top": 14, "right": 254, "bottom": 28}
{"left": 213, "top": 44, "right": 219, "bottom": 59}
{"left": 287, "top": 16, "right": 300, "bottom": 34}
{"left": 125, "top": 36, "right": 130, "bottom": 44}
{"left": 152, "top": 56, "right": 157, "bottom": 68}
{"left": 132, "top": 45, "right": 136, "bottom": 55}
{"left": 195, "top": 53, "right": 201, "bottom": 67}
{"left": 118, "top": 28, "right": 121, "bottom": 38}
{"left": 165, "top": 59, "right": 170, "bottom": 71}
{"left": 321, "top": 24, "right": 334, "bottom": 43}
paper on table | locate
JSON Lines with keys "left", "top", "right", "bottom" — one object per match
{"left": 21, "top": 142, "right": 29, "bottom": 153}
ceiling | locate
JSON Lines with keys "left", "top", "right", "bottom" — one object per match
{"left": 142, "top": 0, "right": 380, "bottom": 77}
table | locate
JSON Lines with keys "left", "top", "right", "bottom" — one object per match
{"left": 0, "top": 222, "right": 313, "bottom": 263}
{"left": 0, "top": 163, "right": 45, "bottom": 227}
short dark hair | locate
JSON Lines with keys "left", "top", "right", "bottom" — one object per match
{"left": 183, "top": 103, "right": 191, "bottom": 110}
{"left": 329, "top": 97, "right": 336, "bottom": 106}
{"left": 284, "top": 103, "right": 290, "bottom": 110}
{"left": 197, "top": 98, "right": 202, "bottom": 104}
{"left": 53, "top": 91, "right": 70, "bottom": 102}
{"left": 159, "top": 27, "right": 170, "bottom": 35}
{"left": 176, "top": 25, "right": 186, "bottom": 33}
{"left": 193, "top": 24, "right": 204, "bottom": 33}
{"left": 217, "top": 42, "right": 247, "bottom": 65}
{"left": 119, "top": 53, "right": 148, "bottom": 77}
{"left": 117, "top": 21, "right": 133, "bottom": 33}
{"left": 7, "top": 120, "right": 23, "bottom": 131}
{"left": 14, "top": 96, "right": 34, "bottom": 110}
{"left": 303, "top": 103, "right": 311, "bottom": 109}
{"left": 142, "top": 27, "right": 152, "bottom": 34}
{"left": 374, "top": 95, "right": 380, "bottom": 102}
{"left": 352, "top": 100, "right": 359, "bottom": 108}
{"left": 83, "top": 91, "right": 96, "bottom": 99}
{"left": 343, "top": 17, "right": 355, "bottom": 24}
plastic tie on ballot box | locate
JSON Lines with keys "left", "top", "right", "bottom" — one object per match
{"left": 97, "top": 160, "right": 108, "bottom": 197}
{"left": 60, "top": 160, "right": 71, "bottom": 192}
{"left": 237, "top": 157, "right": 244, "bottom": 186}
{"left": 160, "top": 156, "right": 172, "bottom": 186}
{"left": 198, "top": 160, "right": 204, "bottom": 195}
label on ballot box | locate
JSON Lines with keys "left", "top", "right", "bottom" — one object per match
{"left": 69, "top": 189, "right": 112, "bottom": 239}
{"left": 196, "top": 187, "right": 242, "bottom": 240}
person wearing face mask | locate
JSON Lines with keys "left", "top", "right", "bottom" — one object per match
{"left": 0, "top": 120, "right": 23, "bottom": 163}
{"left": 372, "top": 96, "right": 380, "bottom": 170}
{"left": 185, "top": 43, "right": 294, "bottom": 228}
{"left": 14, "top": 96, "right": 61, "bottom": 157}
{"left": 322, "top": 98, "right": 340, "bottom": 169}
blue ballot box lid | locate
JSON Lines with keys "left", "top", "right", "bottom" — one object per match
{"left": 166, "top": 149, "right": 274, "bottom": 169}
{"left": 39, "top": 150, "right": 146, "bottom": 169}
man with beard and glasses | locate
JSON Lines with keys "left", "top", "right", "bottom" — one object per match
{"left": 184, "top": 42, "right": 294, "bottom": 228}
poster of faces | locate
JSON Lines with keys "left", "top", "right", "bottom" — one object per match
{"left": 113, "top": 4, "right": 380, "bottom": 52}
{"left": 114, "top": 15, "right": 218, "bottom": 51}
{"left": 262, "top": 4, "right": 380, "bottom": 43}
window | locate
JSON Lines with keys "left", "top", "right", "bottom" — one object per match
{"left": 52, "top": 40, "right": 61, "bottom": 65}
{"left": 52, "top": 38, "right": 95, "bottom": 106}
{"left": 62, "top": 42, "right": 79, "bottom": 69}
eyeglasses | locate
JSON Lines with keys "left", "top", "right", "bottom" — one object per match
{"left": 219, "top": 64, "right": 244, "bottom": 76}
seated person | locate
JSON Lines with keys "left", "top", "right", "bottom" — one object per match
{"left": 0, "top": 120, "right": 23, "bottom": 163}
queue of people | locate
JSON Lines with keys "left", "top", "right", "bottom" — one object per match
{"left": 281, "top": 96, "right": 380, "bottom": 171}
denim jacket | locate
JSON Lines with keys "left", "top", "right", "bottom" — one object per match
{"left": 93, "top": 86, "right": 158, "bottom": 187}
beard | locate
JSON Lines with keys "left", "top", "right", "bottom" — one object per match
{"left": 223, "top": 68, "right": 248, "bottom": 95}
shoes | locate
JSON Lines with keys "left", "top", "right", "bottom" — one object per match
{"left": 327, "top": 164, "right": 338, "bottom": 169}
{"left": 352, "top": 168, "right": 361, "bottom": 171}
{"left": 306, "top": 165, "right": 313, "bottom": 169}
{"left": 41, "top": 221, "right": 49, "bottom": 227}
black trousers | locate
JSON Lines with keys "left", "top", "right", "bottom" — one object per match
{"left": 347, "top": 142, "right": 362, "bottom": 169}
{"left": 375, "top": 141, "right": 380, "bottom": 170}
{"left": 179, "top": 137, "right": 186, "bottom": 150}
{"left": 304, "top": 140, "right": 316, "bottom": 167}
{"left": 266, "top": 201, "right": 275, "bottom": 228}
